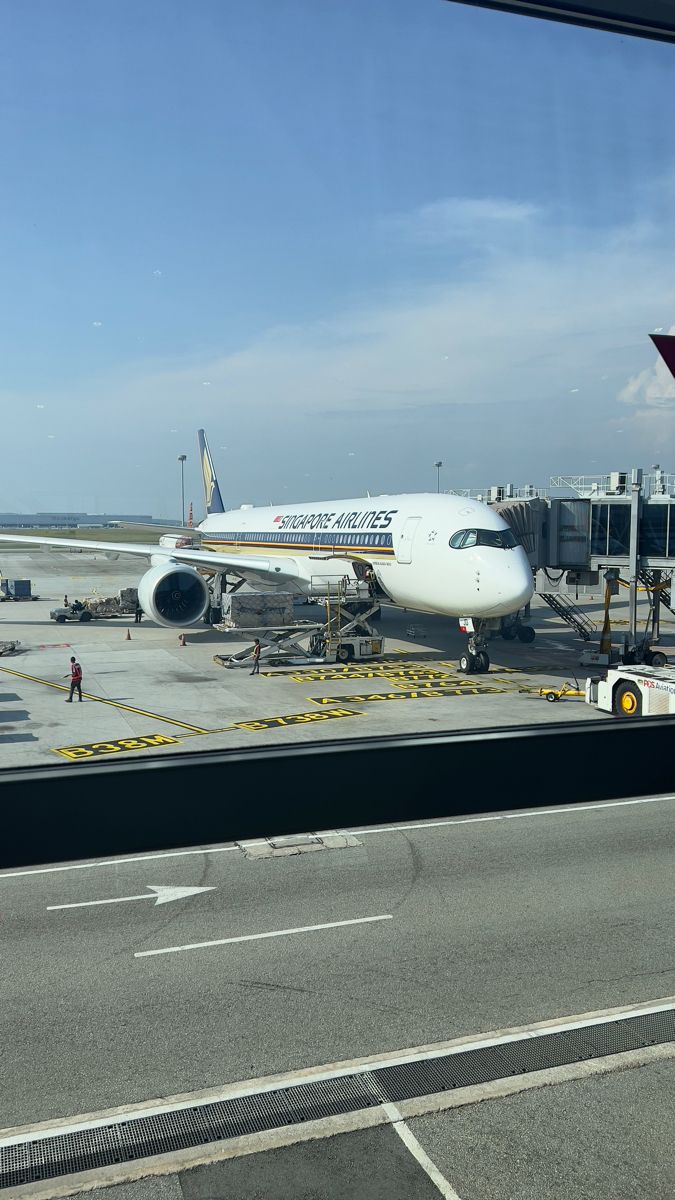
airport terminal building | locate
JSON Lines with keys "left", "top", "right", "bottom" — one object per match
{"left": 0, "top": 512, "right": 170, "bottom": 528}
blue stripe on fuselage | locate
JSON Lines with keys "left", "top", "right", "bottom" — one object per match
{"left": 202, "top": 530, "right": 394, "bottom": 554}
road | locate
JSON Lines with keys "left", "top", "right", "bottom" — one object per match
{"left": 1, "top": 796, "right": 673, "bottom": 1135}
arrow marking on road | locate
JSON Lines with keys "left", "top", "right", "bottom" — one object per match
{"left": 47, "top": 885, "right": 216, "bottom": 911}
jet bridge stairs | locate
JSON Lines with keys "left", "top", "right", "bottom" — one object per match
{"left": 539, "top": 592, "right": 596, "bottom": 642}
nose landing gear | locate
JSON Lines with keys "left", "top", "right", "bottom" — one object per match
{"left": 458, "top": 618, "right": 490, "bottom": 674}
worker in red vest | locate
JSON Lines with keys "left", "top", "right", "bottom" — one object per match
{"left": 64, "top": 656, "right": 83, "bottom": 702}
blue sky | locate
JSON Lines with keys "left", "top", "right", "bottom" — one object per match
{"left": 1, "top": 0, "right": 675, "bottom": 515}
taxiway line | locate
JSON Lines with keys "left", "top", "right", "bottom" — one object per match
{"left": 0, "top": 664, "right": 211, "bottom": 733}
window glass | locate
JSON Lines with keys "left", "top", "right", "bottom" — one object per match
{"left": 591, "top": 505, "right": 609, "bottom": 557}
{"left": 640, "top": 504, "right": 668, "bottom": 557}
{"left": 608, "top": 504, "right": 630, "bottom": 556}
{"left": 0, "top": 0, "right": 673, "bottom": 775}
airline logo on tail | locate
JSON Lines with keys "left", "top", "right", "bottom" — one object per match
{"left": 197, "top": 429, "right": 225, "bottom": 515}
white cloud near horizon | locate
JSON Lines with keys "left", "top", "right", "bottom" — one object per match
{"left": 3, "top": 190, "right": 675, "bottom": 509}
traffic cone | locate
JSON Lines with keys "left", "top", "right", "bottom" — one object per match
{"left": 178, "top": 633, "right": 187, "bottom": 647}
{"left": 125, "top": 629, "right": 131, "bottom": 641}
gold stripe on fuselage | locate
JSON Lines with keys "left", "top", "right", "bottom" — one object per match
{"left": 201, "top": 539, "right": 395, "bottom": 556}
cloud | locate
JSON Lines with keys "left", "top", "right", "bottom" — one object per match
{"left": 619, "top": 325, "right": 675, "bottom": 410}
{"left": 384, "top": 196, "right": 541, "bottom": 245}
{"left": 4, "top": 185, "right": 675, "bottom": 507}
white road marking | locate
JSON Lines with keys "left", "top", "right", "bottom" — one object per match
{"left": 3, "top": 995, "right": 672, "bottom": 1148}
{"left": 0, "top": 845, "right": 239, "bottom": 880}
{"left": 1, "top": 794, "right": 672, "bottom": 883}
{"left": 47, "top": 884, "right": 216, "bottom": 911}
{"left": 382, "top": 1102, "right": 462, "bottom": 1199}
{"left": 341, "top": 793, "right": 675, "bottom": 837}
{"left": 134, "top": 914, "right": 393, "bottom": 958}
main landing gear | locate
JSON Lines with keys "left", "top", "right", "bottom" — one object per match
{"left": 458, "top": 618, "right": 490, "bottom": 674}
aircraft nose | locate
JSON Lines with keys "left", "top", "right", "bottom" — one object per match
{"left": 477, "top": 549, "right": 534, "bottom": 616}
{"left": 508, "top": 550, "right": 535, "bottom": 606}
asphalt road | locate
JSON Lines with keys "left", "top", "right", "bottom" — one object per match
{"left": 1, "top": 797, "right": 674, "bottom": 1133}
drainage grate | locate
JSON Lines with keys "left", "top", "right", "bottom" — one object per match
{"left": 2, "top": 1008, "right": 673, "bottom": 1190}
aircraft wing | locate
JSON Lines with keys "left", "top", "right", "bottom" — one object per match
{"left": 0, "top": 532, "right": 302, "bottom": 584}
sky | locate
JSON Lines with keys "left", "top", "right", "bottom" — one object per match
{"left": 1, "top": 0, "right": 675, "bottom": 518}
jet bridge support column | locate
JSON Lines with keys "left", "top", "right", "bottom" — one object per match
{"left": 651, "top": 569, "right": 662, "bottom": 644}
{"left": 626, "top": 468, "right": 643, "bottom": 654}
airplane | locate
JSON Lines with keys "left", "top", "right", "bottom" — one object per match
{"left": 0, "top": 430, "right": 534, "bottom": 672}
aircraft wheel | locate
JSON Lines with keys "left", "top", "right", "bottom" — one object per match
{"left": 476, "top": 651, "right": 490, "bottom": 673}
{"left": 613, "top": 681, "right": 642, "bottom": 718}
{"left": 459, "top": 652, "right": 476, "bottom": 674}
{"left": 517, "top": 625, "right": 536, "bottom": 643}
{"left": 501, "top": 626, "right": 517, "bottom": 641}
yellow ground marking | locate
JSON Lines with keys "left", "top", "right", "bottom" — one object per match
{"left": 309, "top": 687, "right": 507, "bottom": 704}
{"left": 232, "top": 708, "right": 364, "bottom": 732}
{"left": 53, "top": 734, "right": 183, "bottom": 761}
{"left": 275, "top": 666, "right": 458, "bottom": 684}
{"left": 386, "top": 677, "right": 514, "bottom": 694}
{"left": 0, "top": 664, "right": 210, "bottom": 733}
{"left": 438, "top": 660, "right": 522, "bottom": 673}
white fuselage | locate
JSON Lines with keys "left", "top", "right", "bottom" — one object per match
{"left": 199, "top": 492, "right": 533, "bottom": 619}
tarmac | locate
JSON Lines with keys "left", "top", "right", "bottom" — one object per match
{"left": 1, "top": 796, "right": 673, "bottom": 1198}
{"left": 1, "top": 547, "right": 671, "bottom": 770}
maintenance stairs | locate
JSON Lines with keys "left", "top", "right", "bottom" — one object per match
{"left": 639, "top": 570, "right": 675, "bottom": 616}
{"left": 213, "top": 587, "right": 382, "bottom": 669}
{"left": 540, "top": 593, "right": 596, "bottom": 642}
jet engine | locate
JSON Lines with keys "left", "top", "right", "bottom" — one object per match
{"left": 137, "top": 562, "right": 210, "bottom": 627}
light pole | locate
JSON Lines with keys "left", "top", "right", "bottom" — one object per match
{"left": 434, "top": 460, "right": 443, "bottom": 493}
{"left": 178, "top": 455, "right": 187, "bottom": 525}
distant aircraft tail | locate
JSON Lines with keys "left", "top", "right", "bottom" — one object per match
{"left": 198, "top": 429, "right": 225, "bottom": 515}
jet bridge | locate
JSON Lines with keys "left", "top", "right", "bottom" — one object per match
{"left": 489, "top": 466, "right": 675, "bottom": 663}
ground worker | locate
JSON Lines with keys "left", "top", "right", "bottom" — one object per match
{"left": 134, "top": 603, "right": 143, "bottom": 623}
{"left": 250, "top": 638, "right": 262, "bottom": 676}
{"left": 64, "top": 656, "right": 83, "bottom": 702}
{"left": 63, "top": 595, "right": 68, "bottom": 608}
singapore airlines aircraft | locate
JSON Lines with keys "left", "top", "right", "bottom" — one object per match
{"left": 0, "top": 430, "right": 533, "bottom": 672}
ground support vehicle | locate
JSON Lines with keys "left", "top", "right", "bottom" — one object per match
{"left": 539, "top": 680, "right": 585, "bottom": 703}
{"left": 49, "top": 605, "right": 94, "bottom": 624}
{"left": 585, "top": 663, "right": 675, "bottom": 717}
{"left": 213, "top": 623, "right": 384, "bottom": 669}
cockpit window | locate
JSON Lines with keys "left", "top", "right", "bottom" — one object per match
{"left": 449, "top": 528, "right": 517, "bottom": 550}
{"left": 449, "top": 529, "right": 477, "bottom": 548}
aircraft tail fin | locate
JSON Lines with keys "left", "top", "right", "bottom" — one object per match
{"left": 198, "top": 429, "right": 225, "bottom": 515}
{"left": 651, "top": 333, "right": 675, "bottom": 381}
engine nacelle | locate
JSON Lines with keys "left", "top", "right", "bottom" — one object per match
{"left": 137, "top": 562, "right": 209, "bottom": 627}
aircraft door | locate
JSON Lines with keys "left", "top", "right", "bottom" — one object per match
{"left": 397, "top": 516, "right": 421, "bottom": 564}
